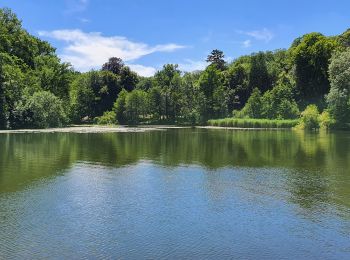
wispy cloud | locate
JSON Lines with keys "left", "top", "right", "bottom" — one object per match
{"left": 242, "top": 39, "right": 252, "bottom": 48}
{"left": 178, "top": 59, "right": 207, "bottom": 72}
{"left": 238, "top": 28, "right": 274, "bottom": 43}
{"left": 64, "top": 0, "right": 89, "bottom": 14}
{"left": 128, "top": 64, "right": 157, "bottom": 77}
{"left": 38, "top": 29, "right": 186, "bottom": 76}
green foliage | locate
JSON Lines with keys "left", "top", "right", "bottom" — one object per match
{"left": 69, "top": 70, "right": 120, "bottom": 122}
{"left": 102, "top": 57, "right": 124, "bottom": 75}
{"left": 0, "top": 66, "right": 6, "bottom": 129}
{"left": 261, "top": 83, "right": 300, "bottom": 119}
{"left": 240, "top": 88, "right": 263, "bottom": 118}
{"left": 224, "top": 50, "right": 289, "bottom": 112}
{"left": 125, "top": 89, "right": 148, "bottom": 124}
{"left": 120, "top": 66, "right": 139, "bottom": 92}
{"left": 147, "top": 86, "right": 162, "bottom": 121}
{"left": 224, "top": 62, "right": 250, "bottom": 110}
{"left": 319, "top": 110, "right": 334, "bottom": 129}
{"left": 136, "top": 77, "right": 156, "bottom": 91}
{"left": 208, "top": 118, "right": 299, "bottom": 129}
{"left": 338, "top": 29, "right": 350, "bottom": 48}
{"left": 114, "top": 89, "right": 128, "bottom": 124}
{"left": 0, "top": 8, "right": 72, "bottom": 129}
{"left": 95, "top": 111, "right": 117, "bottom": 125}
{"left": 249, "top": 52, "right": 270, "bottom": 92}
{"left": 326, "top": 49, "right": 350, "bottom": 127}
{"left": 113, "top": 89, "right": 149, "bottom": 124}
{"left": 198, "top": 65, "right": 227, "bottom": 120}
{"left": 34, "top": 55, "right": 74, "bottom": 99}
{"left": 298, "top": 104, "right": 320, "bottom": 130}
{"left": 236, "top": 83, "right": 299, "bottom": 120}
{"left": 326, "top": 88, "right": 349, "bottom": 127}
{"left": 69, "top": 73, "right": 95, "bottom": 122}
{"left": 14, "top": 91, "right": 66, "bottom": 128}
{"left": 154, "top": 64, "right": 182, "bottom": 121}
{"left": 0, "top": 8, "right": 55, "bottom": 68}
{"left": 179, "top": 72, "right": 202, "bottom": 124}
{"left": 289, "top": 33, "right": 340, "bottom": 106}
{"left": 206, "top": 49, "right": 226, "bottom": 70}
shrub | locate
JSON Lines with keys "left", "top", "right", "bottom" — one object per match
{"left": 327, "top": 88, "right": 350, "bottom": 127}
{"left": 14, "top": 91, "right": 66, "bottom": 128}
{"left": 298, "top": 105, "right": 320, "bottom": 130}
{"left": 240, "top": 88, "right": 263, "bottom": 118}
{"left": 261, "top": 84, "right": 300, "bottom": 119}
{"left": 319, "top": 111, "right": 335, "bottom": 129}
{"left": 95, "top": 111, "right": 117, "bottom": 125}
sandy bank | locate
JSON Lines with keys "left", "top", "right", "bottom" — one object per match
{"left": 0, "top": 125, "right": 294, "bottom": 134}
{"left": 0, "top": 125, "right": 193, "bottom": 134}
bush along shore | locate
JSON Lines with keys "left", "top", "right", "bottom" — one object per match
{"left": 207, "top": 118, "right": 299, "bottom": 129}
{"left": 207, "top": 104, "right": 349, "bottom": 130}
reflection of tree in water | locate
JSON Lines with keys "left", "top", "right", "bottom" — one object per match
{"left": 0, "top": 133, "right": 74, "bottom": 192}
{"left": 0, "top": 130, "right": 349, "bottom": 201}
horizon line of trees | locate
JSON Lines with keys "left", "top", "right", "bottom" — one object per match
{"left": 0, "top": 7, "right": 349, "bottom": 130}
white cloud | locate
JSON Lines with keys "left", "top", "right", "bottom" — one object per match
{"left": 128, "top": 64, "right": 157, "bottom": 77}
{"left": 244, "top": 28, "right": 274, "bottom": 43}
{"left": 242, "top": 39, "right": 252, "bottom": 48}
{"left": 178, "top": 59, "right": 207, "bottom": 72}
{"left": 38, "top": 29, "right": 186, "bottom": 76}
{"left": 237, "top": 28, "right": 274, "bottom": 43}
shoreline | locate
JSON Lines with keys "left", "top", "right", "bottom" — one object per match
{"left": 0, "top": 125, "right": 297, "bottom": 134}
{"left": 196, "top": 126, "right": 292, "bottom": 131}
{"left": 0, "top": 125, "right": 194, "bottom": 134}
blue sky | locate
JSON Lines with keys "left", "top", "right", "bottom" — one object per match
{"left": 2, "top": 0, "right": 350, "bottom": 76}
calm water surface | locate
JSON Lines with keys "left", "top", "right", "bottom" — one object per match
{"left": 0, "top": 129, "right": 349, "bottom": 259}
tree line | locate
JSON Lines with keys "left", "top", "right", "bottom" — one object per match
{"left": 0, "top": 8, "right": 349, "bottom": 129}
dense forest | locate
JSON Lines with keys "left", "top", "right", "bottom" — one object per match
{"left": 0, "top": 8, "right": 349, "bottom": 129}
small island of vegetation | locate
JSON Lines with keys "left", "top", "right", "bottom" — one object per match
{"left": 0, "top": 8, "right": 349, "bottom": 130}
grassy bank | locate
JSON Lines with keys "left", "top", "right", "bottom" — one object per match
{"left": 207, "top": 118, "right": 299, "bottom": 129}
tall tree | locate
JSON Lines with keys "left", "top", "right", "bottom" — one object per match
{"left": 120, "top": 66, "right": 138, "bottom": 91}
{"left": 224, "top": 57, "right": 250, "bottom": 110}
{"left": 338, "top": 28, "right": 350, "bottom": 48}
{"left": 34, "top": 55, "right": 74, "bottom": 99}
{"left": 155, "top": 64, "right": 181, "bottom": 120}
{"left": 69, "top": 71, "right": 120, "bottom": 122}
{"left": 114, "top": 89, "right": 128, "bottom": 124}
{"left": 180, "top": 72, "right": 201, "bottom": 124}
{"left": 206, "top": 49, "right": 226, "bottom": 70}
{"left": 198, "top": 65, "right": 227, "bottom": 120}
{"left": 327, "top": 49, "right": 350, "bottom": 127}
{"left": 102, "top": 57, "right": 124, "bottom": 75}
{"left": 0, "top": 8, "right": 55, "bottom": 68}
{"left": 249, "top": 52, "right": 270, "bottom": 93}
{"left": 289, "top": 33, "right": 339, "bottom": 107}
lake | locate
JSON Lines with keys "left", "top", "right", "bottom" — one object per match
{"left": 0, "top": 128, "right": 349, "bottom": 259}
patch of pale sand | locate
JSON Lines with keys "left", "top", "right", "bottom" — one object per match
{"left": 0, "top": 125, "right": 192, "bottom": 134}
